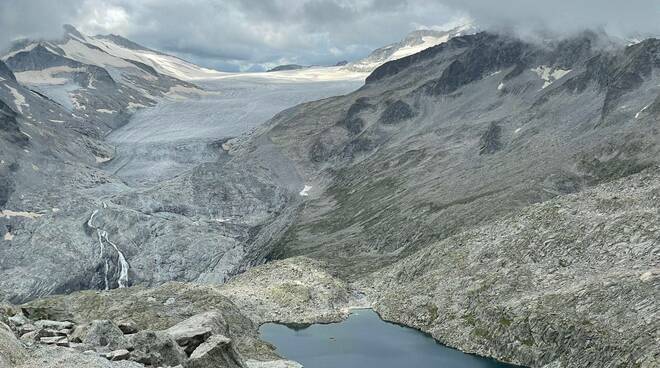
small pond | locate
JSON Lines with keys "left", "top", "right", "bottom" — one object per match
{"left": 259, "top": 309, "right": 519, "bottom": 368}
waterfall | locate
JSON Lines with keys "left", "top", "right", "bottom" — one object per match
{"left": 87, "top": 209, "right": 130, "bottom": 289}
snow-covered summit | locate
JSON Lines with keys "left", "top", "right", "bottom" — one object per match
{"left": 344, "top": 23, "right": 475, "bottom": 73}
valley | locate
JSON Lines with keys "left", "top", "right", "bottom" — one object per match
{"left": 0, "top": 22, "right": 658, "bottom": 368}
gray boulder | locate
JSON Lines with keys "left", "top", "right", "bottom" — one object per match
{"left": 76, "top": 320, "right": 128, "bottom": 351}
{"left": 165, "top": 310, "right": 228, "bottom": 354}
{"left": 128, "top": 330, "right": 187, "bottom": 367}
{"left": 185, "top": 335, "right": 245, "bottom": 368}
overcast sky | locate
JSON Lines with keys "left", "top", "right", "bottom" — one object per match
{"left": 1, "top": 0, "right": 659, "bottom": 72}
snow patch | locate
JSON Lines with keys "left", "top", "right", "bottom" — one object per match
{"left": 15, "top": 66, "right": 84, "bottom": 85}
{"left": 87, "top": 36, "right": 226, "bottom": 81}
{"left": 531, "top": 66, "right": 571, "bottom": 89}
{"left": 70, "top": 94, "right": 87, "bottom": 110}
{"left": 95, "top": 156, "right": 112, "bottom": 163}
{"left": 1, "top": 210, "right": 43, "bottom": 219}
{"left": 497, "top": 82, "right": 505, "bottom": 91}
{"left": 299, "top": 185, "right": 312, "bottom": 196}
{"left": 96, "top": 109, "right": 115, "bottom": 114}
{"left": 49, "top": 119, "right": 65, "bottom": 123}
{"left": 127, "top": 102, "right": 147, "bottom": 111}
{"left": 635, "top": 103, "right": 652, "bottom": 119}
{"left": 640, "top": 271, "right": 654, "bottom": 282}
{"left": 6, "top": 85, "right": 28, "bottom": 114}
{"left": 3, "top": 232, "right": 13, "bottom": 241}
{"left": 59, "top": 39, "right": 135, "bottom": 70}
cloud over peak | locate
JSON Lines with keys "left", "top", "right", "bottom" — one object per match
{"left": 1, "top": 0, "right": 658, "bottom": 72}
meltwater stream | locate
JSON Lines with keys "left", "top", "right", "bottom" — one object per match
{"left": 260, "top": 309, "right": 518, "bottom": 368}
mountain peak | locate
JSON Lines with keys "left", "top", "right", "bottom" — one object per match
{"left": 344, "top": 22, "right": 475, "bottom": 73}
{"left": 62, "top": 24, "right": 86, "bottom": 40}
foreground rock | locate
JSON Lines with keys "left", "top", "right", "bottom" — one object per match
{"left": 0, "top": 300, "right": 280, "bottom": 368}
{"left": 185, "top": 334, "right": 244, "bottom": 368}
{"left": 17, "top": 282, "right": 278, "bottom": 360}
{"left": 165, "top": 310, "right": 227, "bottom": 355}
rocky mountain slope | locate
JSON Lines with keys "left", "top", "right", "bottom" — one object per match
{"left": 363, "top": 167, "right": 659, "bottom": 367}
{"left": 0, "top": 26, "right": 362, "bottom": 305}
{"left": 220, "top": 30, "right": 659, "bottom": 366}
{"left": 256, "top": 31, "right": 660, "bottom": 274}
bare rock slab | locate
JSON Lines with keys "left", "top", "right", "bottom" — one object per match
{"left": 165, "top": 310, "right": 227, "bottom": 354}
{"left": 185, "top": 335, "right": 245, "bottom": 368}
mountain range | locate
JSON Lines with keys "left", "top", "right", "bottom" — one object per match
{"left": 0, "top": 24, "right": 658, "bottom": 368}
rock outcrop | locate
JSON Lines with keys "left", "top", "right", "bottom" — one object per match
{"left": 185, "top": 334, "right": 244, "bottom": 368}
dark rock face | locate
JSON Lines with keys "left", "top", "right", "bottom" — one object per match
{"left": 267, "top": 64, "right": 306, "bottom": 72}
{"left": 0, "top": 99, "right": 28, "bottom": 147}
{"left": 478, "top": 122, "right": 502, "bottom": 155}
{"left": 340, "top": 137, "right": 375, "bottom": 159}
{"left": 379, "top": 100, "right": 415, "bottom": 124}
{"left": 4, "top": 44, "right": 79, "bottom": 72}
{"left": 0, "top": 60, "right": 16, "bottom": 81}
{"left": 337, "top": 97, "right": 372, "bottom": 134}
{"left": 425, "top": 35, "right": 529, "bottom": 96}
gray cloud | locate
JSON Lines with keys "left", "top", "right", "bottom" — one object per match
{"left": 440, "top": 0, "right": 660, "bottom": 39}
{"left": 1, "top": 0, "right": 658, "bottom": 72}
